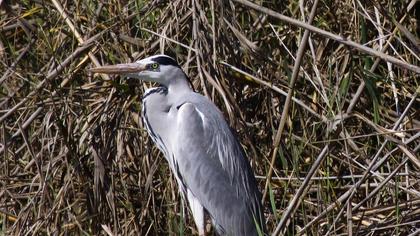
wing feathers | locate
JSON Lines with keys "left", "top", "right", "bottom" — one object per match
{"left": 172, "top": 101, "right": 264, "bottom": 236}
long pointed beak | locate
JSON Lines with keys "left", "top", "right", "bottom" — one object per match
{"left": 90, "top": 63, "right": 146, "bottom": 74}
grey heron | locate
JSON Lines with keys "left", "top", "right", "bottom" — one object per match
{"left": 91, "top": 55, "right": 265, "bottom": 236}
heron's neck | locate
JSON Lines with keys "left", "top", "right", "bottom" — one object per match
{"left": 167, "top": 76, "right": 192, "bottom": 94}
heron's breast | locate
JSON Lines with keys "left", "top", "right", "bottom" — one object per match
{"left": 142, "top": 89, "right": 185, "bottom": 146}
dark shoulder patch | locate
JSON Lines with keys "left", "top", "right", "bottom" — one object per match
{"left": 151, "top": 56, "right": 179, "bottom": 67}
{"left": 176, "top": 102, "right": 187, "bottom": 110}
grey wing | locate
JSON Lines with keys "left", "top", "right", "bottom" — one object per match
{"left": 172, "top": 101, "right": 264, "bottom": 236}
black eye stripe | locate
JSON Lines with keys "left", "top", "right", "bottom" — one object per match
{"left": 151, "top": 56, "right": 179, "bottom": 66}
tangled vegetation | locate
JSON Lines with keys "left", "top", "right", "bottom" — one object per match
{"left": 1, "top": 0, "right": 419, "bottom": 235}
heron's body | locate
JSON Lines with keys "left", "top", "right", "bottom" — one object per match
{"left": 143, "top": 85, "right": 263, "bottom": 235}
{"left": 91, "top": 55, "right": 265, "bottom": 235}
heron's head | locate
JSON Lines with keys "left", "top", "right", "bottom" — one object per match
{"left": 91, "top": 55, "right": 188, "bottom": 88}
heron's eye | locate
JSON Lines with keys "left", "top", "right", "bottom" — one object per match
{"left": 149, "top": 63, "right": 159, "bottom": 71}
